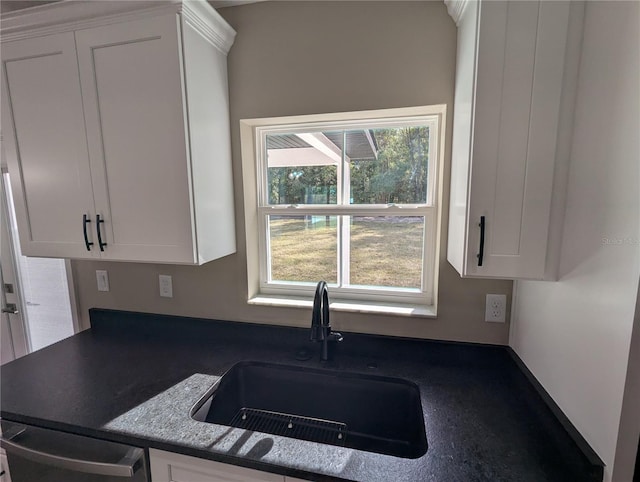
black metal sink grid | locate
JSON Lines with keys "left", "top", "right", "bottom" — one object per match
{"left": 191, "top": 361, "right": 428, "bottom": 458}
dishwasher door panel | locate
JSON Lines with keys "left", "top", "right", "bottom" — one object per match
{"left": 1, "top": 421, "right": 148, "bottom": 482}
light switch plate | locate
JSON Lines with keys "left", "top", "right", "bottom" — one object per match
{"left": 159, "top": 275, "right": 173, "bottom": 298}
{"left": 96, "top": 270, "right": 109, "bottom": 292}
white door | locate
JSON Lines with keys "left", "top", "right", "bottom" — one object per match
{"left": 1, "top": 32, "right": 98, "bottom": 259}
{"left": 0, "top": 250, "right": 27, "bottom": 364}
{"left": 75, "top": 15, "right": 196, "bottom": 263}
{"left": 1, "top": 169, "right": 29, "bottom": 363}
{"left": 0, "top": 267, "right": 21, "bottom": 365}
{"left": 1, "top": 170, "right": 78, "bottom": 358}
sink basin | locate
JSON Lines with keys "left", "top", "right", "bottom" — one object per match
{"left": 191, "top": 361, "right": 427, "bottom": 458}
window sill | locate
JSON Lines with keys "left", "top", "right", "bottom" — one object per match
{"left": 248, "top": 295, "right": 437, "bottom": 318}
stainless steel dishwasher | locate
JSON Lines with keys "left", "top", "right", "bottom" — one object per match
{"left": 0, "top": 420, "right": 148, "bottom": 482}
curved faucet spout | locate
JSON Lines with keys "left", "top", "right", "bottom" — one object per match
{"left": 310, "top": 281, "right": 342, "bottom": 361}
{"left": 311, "top": 281, "right": 329, "bottom": 341}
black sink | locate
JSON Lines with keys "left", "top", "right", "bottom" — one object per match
{"left": 191, "top": 361, "right": 427, "bottom": 458}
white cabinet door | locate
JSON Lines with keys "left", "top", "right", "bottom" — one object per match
{"left": 1, "top": 33, "right": 98, "bottom": 259}
{"left": 447, "top": 0, "right": 577, "bottom": 280}
{"left": 75, "top": 15, "right": 197, "bottom": 263}
{"left": 149, "top": 449, "right": 283, "bottom": 482}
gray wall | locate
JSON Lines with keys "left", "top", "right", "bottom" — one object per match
{"left": 72, "top": 1, "right": 512, "bottom": 344}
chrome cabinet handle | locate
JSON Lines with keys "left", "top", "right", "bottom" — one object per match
{"left": 0, "top": 435, "right": 143, "bottom": 478}
{"left": 82, "top": 214, "right": 94, "bottom": 251}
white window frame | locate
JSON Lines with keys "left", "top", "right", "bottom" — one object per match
{"left": 240, "top": 105, "right": 446, "bottom": 316}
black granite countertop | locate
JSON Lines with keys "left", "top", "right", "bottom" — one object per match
{"left": 0, "top": 309, "right": 603, "bottom": 481}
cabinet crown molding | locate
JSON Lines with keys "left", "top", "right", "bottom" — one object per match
{"left": 0, "top": 0, "right": 236, "bottom": 51}
{"left": 444, "top": 0, "right": 471, "bottom": 26}
{"left": 182, "top": 0, "right": 236, "bottom": 54}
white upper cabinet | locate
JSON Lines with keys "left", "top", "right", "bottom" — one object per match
{"left": 1, "top": 1, "right": 237, "bottom": 264}
{"left": 446, "top": 0, "right": 584, "bottom": 279}
{"left": 1, "top": 32, "right": 98, "bottom": 259}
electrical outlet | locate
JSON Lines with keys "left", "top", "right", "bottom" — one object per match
{"left": 159, "top": 275, "right": 173, "bottom": 298}
{"left": 485, "top": 294, "right": 506, "bottom": 322}
{"left": 96, "top": 270, "right": 109, "bottom": 292}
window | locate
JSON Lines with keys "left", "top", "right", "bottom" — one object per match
{"left": 240, "top": 106, "right": 445, "bottom": 314}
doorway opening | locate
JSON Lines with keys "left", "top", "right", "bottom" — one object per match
{"left": 1, "top": 170, "right": 78, "bottom": 362}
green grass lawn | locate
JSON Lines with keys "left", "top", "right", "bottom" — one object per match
{"left": 269, "top": 217, "right": 423, "bottom": 288}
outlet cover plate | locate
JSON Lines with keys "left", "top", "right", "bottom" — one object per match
{"left": 159, "top": 275, "right": 173, "bottom": 298}
{"left": 96, "top": 270, "right": 109, "bottom": 292}
{"left": 485, "top": 294, "right": 506, "bottom": 322}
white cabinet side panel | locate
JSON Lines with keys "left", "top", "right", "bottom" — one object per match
{"left": 447, "top": 0, "right": 478, "bottom": 274}
{"left": 1, "top": 33, "right": 97, "bottom": 258}
{"left": 518, "top": 1, "right": 572, "bottom": 279}
{"left": 182, "top": 19, "right": 236, "bottom": 264}
{"left": 76, "top": 14, "right": 196, "bottom": 263}
{"left": 542, "top": 1, "right": 585, "bottom": 280}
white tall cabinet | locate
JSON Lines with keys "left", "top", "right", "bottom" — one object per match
{"left": 446, "top": 0, "right": 584, "bottom": 279}
{"left": 1, "top": 1, "right": 237, "bottom": 265}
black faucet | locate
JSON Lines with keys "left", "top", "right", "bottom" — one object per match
{"left": 310, "top": 281, "right": 343, "bottom": 362}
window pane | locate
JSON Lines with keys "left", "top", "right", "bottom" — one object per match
{"left": 268, "top": 215, "right": 337, "bottom": 283}
{"left": 349, "top": 216, "right": 424, "bottom": 289}
{"left": 265, "top": 132, "right": 341, "bottom": 205}
{"left": 349, "top": 127, "right": 430, "bottom": 204}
